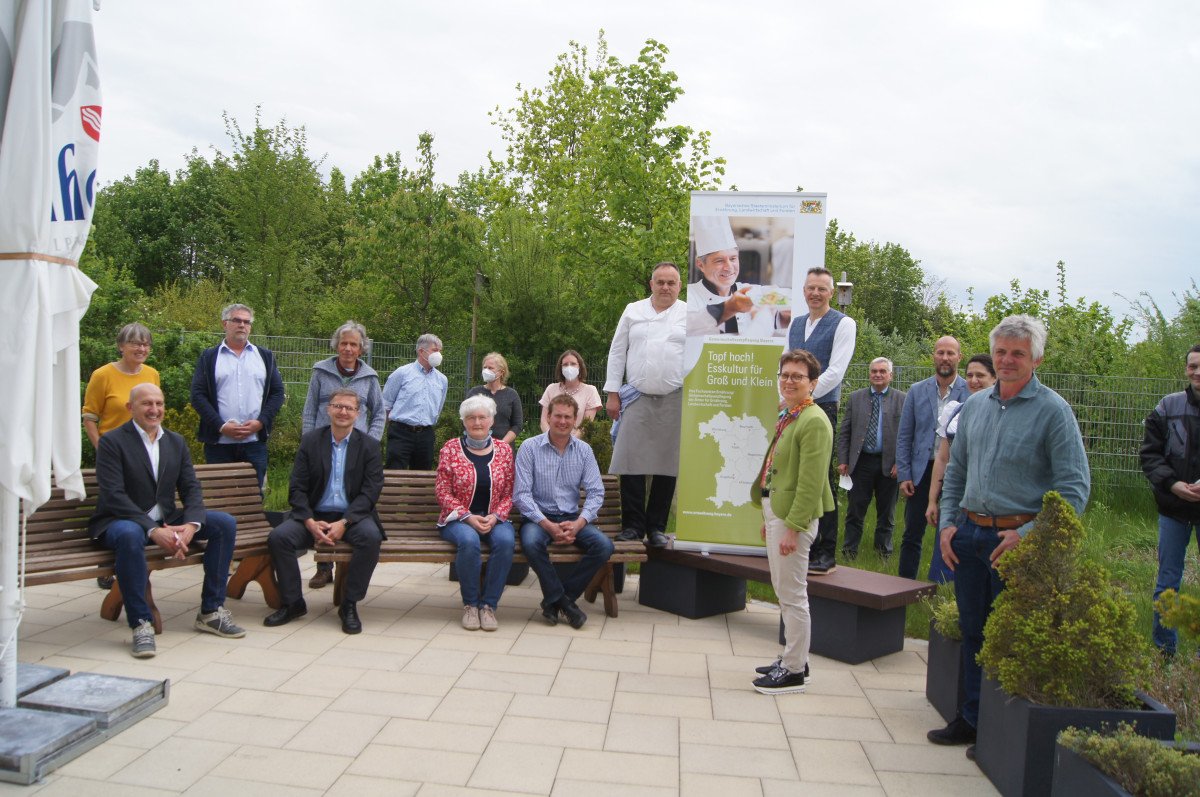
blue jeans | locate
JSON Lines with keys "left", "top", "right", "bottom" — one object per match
{"left": 951, "top": 517, "right": 1005, "bottom": 727}
{"left": 101, "top": 511, "right": 237, "bottom": 628}
{"left": 440, "top": 520, "right": 516, "bottom": 608}
{"left": 204, "top": 442, "right": 268, "bottom": 491}
{"left": 520, "top": 514, "right": 614, "bottom": 604}
{"left": 1153, "top": 513, "right": 1200, "bottom": 654}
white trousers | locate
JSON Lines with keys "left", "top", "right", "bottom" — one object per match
{"left": 762, "top": 501, "right": 818, "bottom": 673}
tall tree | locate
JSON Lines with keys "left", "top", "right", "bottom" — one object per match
{"left": 825, "top": 219, "right": 929, "bottom": 339}
{"left": 490, "top": 33, "right": 725, "bottom": 324}
{"left": 215, "top": 109, "right": 329, "bottom": 332}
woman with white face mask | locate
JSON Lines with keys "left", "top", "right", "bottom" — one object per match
{"left": 539, "top": 350, "right": 602, "bottom": 438}
{"left": 465, "top": 352, "right": 523, "bottom": 444}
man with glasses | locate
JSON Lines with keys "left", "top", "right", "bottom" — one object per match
{"left": 264, "top": 388, "right": 384, "bottom": 634}
{"left": 190, "top": 303, "right": 286, "bottom": 489}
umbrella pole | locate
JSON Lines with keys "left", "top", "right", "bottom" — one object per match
{"left": 0, "top": 489, "right": 18, "bottom": 707}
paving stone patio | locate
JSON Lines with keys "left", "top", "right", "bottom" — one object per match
{"left": 7, "top": 562, "right": 999, "bottom": 796}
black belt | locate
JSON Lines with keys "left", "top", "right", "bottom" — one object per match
{"left": 390, "top": 422, "right": 432, "bottom": 433}
{"left": 860, "top": 450, "right": 882, "bottom": 457}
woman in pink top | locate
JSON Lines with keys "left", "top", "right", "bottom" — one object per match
{"left": 539, "top": 350, "right": 602, "bottom": 438}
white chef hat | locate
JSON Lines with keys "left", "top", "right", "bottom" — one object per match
{"left": 693, "top": 216, "right": 737, "bottom": 257}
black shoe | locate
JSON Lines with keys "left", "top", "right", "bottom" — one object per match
{"left": 338, "top": 601, "right": 362, "bottom": 634}
{"left": 540, "top": 599, "right": 560, "bottom": 626}
{"left": 557, "top": 596, "right": 587, "bottom": 629}
{"left": 263, "top": 600, "right": 308, "bottom": 627}
{"left": 646, "top": 530, "right": 669, "bottom": 548}
{"left": 808, "top": 553, "right": 837, "bottom": 575}
{"left": 97, "top": 576, "right": 114, "bottom": 590}
{"left": 965, "top": 744, "right": 976, "bottom": 761}
{"left": 927, "top": 716, "right": 976, "bottom": 745}
{"left": 753, "top": 666, "right": 806, "bottom": 695}
{"left": 756, "top": 660, "right": 811, "bottom": 682}
{"left": 615, "top": 528, "right": 642, "bottom": 542}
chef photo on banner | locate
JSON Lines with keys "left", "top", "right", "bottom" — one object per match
{"left": 686, "top": 215, "right": 782, "bottom": 339}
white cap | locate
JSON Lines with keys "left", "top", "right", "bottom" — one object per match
{"left": 693, "top": 216, "right": 737, "bottom": 257}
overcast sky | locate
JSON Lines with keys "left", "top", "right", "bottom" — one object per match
{"left": 92, "top": 1, "right": 1199, "bottom": 328}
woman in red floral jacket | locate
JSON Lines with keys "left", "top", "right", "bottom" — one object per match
{"left": 436, "top": 394, "right": 516, "bottom": 632}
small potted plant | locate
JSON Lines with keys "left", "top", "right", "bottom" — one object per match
{"left": 925, "top": 585, "right": 965, "bottom": 723}
{"left": 1053, "top": 723, "right": 1200, "bottom": 797}
{"left": 973, "top": 492, "right": 1176, "bottom": 797}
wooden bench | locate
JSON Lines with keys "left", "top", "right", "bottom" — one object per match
{"left": 642, "top": 541, "right": 935, "bottom": 663}
{"left": 24, "top": 462, "right": 281, "bottom": 632}
{"left": 313, "top": 471, "right": 646, "bottom": 617}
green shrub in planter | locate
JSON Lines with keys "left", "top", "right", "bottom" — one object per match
{"left": 980, "top": 491, "right": 1144, "bottom": 709}
{"left": 1057, "top": 723, "right": 1200, "bottom": 797}
{"left": 928, "top": 585, "right": 961, "bottom": 641}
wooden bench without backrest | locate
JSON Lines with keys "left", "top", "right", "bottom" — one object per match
{"left": 642, "top": 542, "right": 935, "bottom": 664}
{"left": 313, "top": 470, "right": 646, "bottom": 617}
{"left": 24, "top": 462, "right": 281, "bottom": 632}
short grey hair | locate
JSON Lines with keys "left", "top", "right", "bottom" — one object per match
{"left": 221, "top": 303, "right": 254, "bottom": 322}
{"left": 869, "top": 357, "right": 893, "bottom": 371}
{"left": 331, "top": 321, "right": 370, "bottom": 354}
{"left": 990, "top": 314, "right": 1047, "bottom": 361}
{"left": 416, "top": 333, "right": 442, "bottom": 352}
{"left": 116, "top": 322, "right": 153, "bottom": 347}
{"left": 459, "top": 394, "right": 497, "bottom": 420}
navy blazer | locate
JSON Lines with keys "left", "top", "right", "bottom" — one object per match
{"left": 89, "top": 420, "right": 206, "bottom": 539}
{"left": 190, "top": 343, "right": 286, "bottom": 445}
{"left": 896, "top": 375, "right": 969, "bottom": 485}
{"left": 286, "top": 427, "right": 385, "bottom": 536}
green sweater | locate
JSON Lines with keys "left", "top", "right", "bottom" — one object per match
{"left": 751, "top": 406, "right": 835, "bottom": 531}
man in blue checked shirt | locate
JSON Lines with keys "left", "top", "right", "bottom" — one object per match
{"left": 514, "top": 393, "right": 614, "bottom": 629}
{"left": 382, "top": 333, "right": 448, "bottom": 470}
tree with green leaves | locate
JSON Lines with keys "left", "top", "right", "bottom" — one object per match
{"left": 489, "top": 33, "right": 725, "bottom": 326}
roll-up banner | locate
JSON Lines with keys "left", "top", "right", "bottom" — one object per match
{"left": 677, "top": 191, "right": 828, "bottom": 554}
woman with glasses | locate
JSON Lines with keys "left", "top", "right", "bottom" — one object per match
{"left": 750, "top": 349, "right": 834, "bottom": 695}
{"left": 302, "top": 321, "right": 385, "bottom": 589}
{"left": 82, "top": 322, "right": 160, "bottom": 449}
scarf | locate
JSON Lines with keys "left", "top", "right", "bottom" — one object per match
{"left": 761, "top": 397, "right": 816, "bottom": 489}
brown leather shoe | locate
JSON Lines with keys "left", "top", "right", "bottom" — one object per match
{"left": 308, "top": 568, "right": 333, "bottom": 589}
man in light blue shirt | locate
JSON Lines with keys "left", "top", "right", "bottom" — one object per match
{"left": 514, "top": 394, "right": 613, "bottom": 629}
{"left": 382, "top": 333, "right": 448, "bottom": 470}
{"left": 927, "top": 315, "right": 1090, "bottom": 753}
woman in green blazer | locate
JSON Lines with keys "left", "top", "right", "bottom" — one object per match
{"left": 750, "top": 349, "right": 835, "bottom": 694}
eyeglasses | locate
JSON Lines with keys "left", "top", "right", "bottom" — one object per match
{"left": 228, "top": 318, "right": 253, "bottom": 326}
{"left": 329, "top": 403, "right": 359, "bottom": 413}
{"left": 125, "top": 342, "right": 151, "bottom": 350}
{"left": 777, "top": 372, "right": 810, "bottom": 383}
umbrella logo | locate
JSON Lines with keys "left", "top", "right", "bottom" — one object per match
{"left": 80, "top": 106, "right": 101, "bottom": 142}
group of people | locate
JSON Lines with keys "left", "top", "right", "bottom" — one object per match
{"left": 79, "top": 300, "right": 632, "bottom": 655}
{"left": 77, "top": 263, "right": 1199, "bottom": 741}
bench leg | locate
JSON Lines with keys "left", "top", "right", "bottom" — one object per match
{"left": 100, "top": 577, "right": 163, "bottom": 634}
{"left": 227, "top": 554, "right": 282, "bottom": 609}
{"left": 332, "top": 562, "right": 346, "bottom": 606}
{"left": 583, "top": 563, "right": 618, "bottom": 618}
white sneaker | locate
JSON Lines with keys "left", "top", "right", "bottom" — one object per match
{"left": 479, "top": 606, "right": 498, "bottom": 632}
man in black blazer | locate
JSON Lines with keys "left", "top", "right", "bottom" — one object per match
{"left": 265, "top": 388, "right": 384, "bottom": 634}
{"left": 836, "top": 358, "right": 906, "bottom": 559}
{"left": 90, "top": 384, "right": 244, "bottom": 658}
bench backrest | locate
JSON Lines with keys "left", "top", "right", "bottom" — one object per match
{"left": 24, "top": 462, "right": 270, "bottom": 548}
{"left": 377, "top": 470, "right": 622, "bottom": 538}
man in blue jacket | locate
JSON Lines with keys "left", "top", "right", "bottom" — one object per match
{"left": 190, "top": 303, "right": 286, "bottom": 490}
{"left": 895, "top": 335, "right": 968, "bottom": 579}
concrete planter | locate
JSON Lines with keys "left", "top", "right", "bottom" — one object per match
{"left": 1050, "top": 744, "right": 1131, "bottom": 797}
{"left": 925, "top": 618, "right": 966, "bottom": 723}
{"left": 975, "top": 676, "right": 1176, "bottom": 797}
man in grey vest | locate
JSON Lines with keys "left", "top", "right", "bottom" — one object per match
{"left": 787, "top": 267, "right": 857, "bottom": 574}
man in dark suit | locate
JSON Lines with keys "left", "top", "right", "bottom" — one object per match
{"left": 265, "top": 388, "right": 384, "bottom": 634}
{"left": 896, "top": 336, "right": 969, "bottom": 579}
{"left": 89, "top": 384, "right": 244, "bottom": 658}
{"left": 837, "top": 358, "right": 906, "bottom": 559}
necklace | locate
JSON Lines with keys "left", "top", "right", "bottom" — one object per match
{"left": 562, "top": 382, "right": 581, "bottom": 396}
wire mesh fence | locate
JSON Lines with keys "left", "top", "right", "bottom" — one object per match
{"left": 181, "top": 333, "right": 1178, "bottom": 489}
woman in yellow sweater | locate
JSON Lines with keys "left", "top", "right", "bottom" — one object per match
{"left": 82, "top": 322, "right": 160, "bottom": 447}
